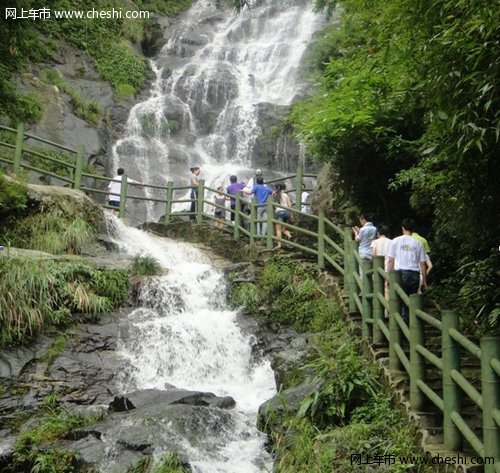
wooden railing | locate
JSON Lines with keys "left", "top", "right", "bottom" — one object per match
{"left": 1, "top": 124, "right": 498, "bottom": 471}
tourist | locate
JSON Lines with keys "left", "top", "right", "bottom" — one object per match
{"left": 300, "top": 183, "right": 311, "bottom": 214}
{"left": 107, "top": 168, "right": 142, "bottom": 210}
{"left": 189, "top": 166, "right": 201, "bottom": 220}
{"left": 273, "top": 183, "right": 292, "bottom": 248}
{"left": 386, "top": 218, "right": 428, "bottom": 323}
{"left": 227, "top": 175, "right": 246, "bottom": 222}
{"left": 371, "top": 224, "right": 392, "bottom": 270}
{"left": 244, "top": 176, "right": 273, "bottom": 236}
{"left": 412, "top": 229, "right": 433, "bottom": 292}
{"left": 213, "top": 186, "right": 227, "bottom": 229}
{"left": 352, "top": 214, "right": 377, "bottom": 261}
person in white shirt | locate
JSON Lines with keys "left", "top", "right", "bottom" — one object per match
{"left": 386, "top": 218, "right": 427, "bottom": 322}
{"left": 300, "top": 183, "right": 311, "bottom": 214}
{"left": 107, "top": 168, "right": 141, "bottom": 208}
{"left": 371, "top": 224, "right": 392, "bottom": 271}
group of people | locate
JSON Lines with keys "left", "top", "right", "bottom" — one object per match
{"left": 106, "top": 165, "right": 312, "bottom": 249}
{"left": 211, "top": 168, "right": 309, "bottom": 249}
{"left": 352, "top": 214, "right": 432, "bottom": 321}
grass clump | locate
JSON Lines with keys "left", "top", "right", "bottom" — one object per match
{"left": 0, "top": 258, "right": 129, "bottom": 346}
{"left": 229, "top": 255, "right": 339, "bottom": 332}
{"left": 131, "top": 254, "right": 162, "bottom": 276}
{"left": 13, "top": 404, "right": 103, "bottom": 473}
{"left": 9, "top": 213, "right": 95, "bottom": 255}
{"left": 126, "top": 453, "right": 190, "bottom": 473}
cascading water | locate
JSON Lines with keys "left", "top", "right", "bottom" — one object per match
{"left": 105, "top": 213, "right": 276, "bottom": 472}
{"left": 111, "top": 0, "right": 322, "bottom": 224}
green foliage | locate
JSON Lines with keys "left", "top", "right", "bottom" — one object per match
{"left": 12, "top": 404, "right": 103, "bottom": 473}
{"left": 269, "top": 353, "right": 426, "bottom": 472}
{"left": 298, "top": 330, "right": 379, "bottom": 427}
{"left": 115, "top": 83, "right": 136, "bottom": 100}
{"left": 136, "top": 0, "right": 193, "bottom": 16}
{"left": 42, "top": 69, "right": 103, "bottom": 125}
{"left": 96, "top": 42, "right": 149, "bottom": 94}
{"left": 252, "top": 255, "right": 339, "bottom": 332}
{"left": 0, "top": 258, "right": 129, "bottom": 345}
{"left": 131, "top": 254, "right": 162, "bottom": 276}
{"left": 229, "top": 282, "right": 261, "bottom": 313}
{"left": 291, "top": 0, "right": 500, "bottom": 333}
{"left": 0, "top": 0, "right": 194, "bottom": 124}
{"left": 11, "top": 213, "right": 95, "bottom": 255}
{"left": 151, "top": 453, "right": 190, "bottom": 473}
{"left": 42, "top": 335, "right": 67, "bottom": 365}
{"left": 0, "top": 172, "right": 28, "bottom": 216}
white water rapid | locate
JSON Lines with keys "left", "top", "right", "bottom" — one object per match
{"left": 105, "top": 214, "right": 276, "bottom": 472}
{"left": 111, "top": 0, "right": 322, "bottom": 224}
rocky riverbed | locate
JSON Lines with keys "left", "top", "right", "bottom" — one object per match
{"left": 0, "top": 278, "right": 317, "bottom": 473}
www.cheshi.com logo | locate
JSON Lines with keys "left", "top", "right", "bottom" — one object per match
{"left": 350, "top": 453, "right": 495, "bottom": 466}
{"left": 4, "top": 7, "right": 150, "bottom": 20}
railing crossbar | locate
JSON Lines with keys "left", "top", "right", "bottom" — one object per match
{"left": 417, "top": 379, "right": 444, "bottom": 411}
{"left": 415, "top": 308, "right": 442, "bottom": 330}
{"left": 450, "top": 411, "right": 485, "bottom": 457}
{"left": 450, "top": 369, "right": 483, "bottom": 409}
{"left": 449, "top": 328, "right": 481, "bottom": 359}
{"left": 416, "top": 344, "right": 443, "bottom": 370}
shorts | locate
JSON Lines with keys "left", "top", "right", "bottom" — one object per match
{"left": 275, "top": 210, "right": 290, "bottom": 222}
{"left": 109, "top": 200, "right": 120, "bottom": 208}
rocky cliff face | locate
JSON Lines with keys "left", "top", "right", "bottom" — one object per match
{"left": 16, "top": 38, "right": 153, "bottom": 175}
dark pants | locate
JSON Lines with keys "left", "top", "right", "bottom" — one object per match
{"left": 398, "top": 270, "right": 420, "bottom": 323}
{"left": 190, "top": 189, "right": 198, "bottom": 220}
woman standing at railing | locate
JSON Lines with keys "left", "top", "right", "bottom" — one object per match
{"left": 189, "top": 166, "right": 201, "bottom": 220}
{"left": 273, "top": 183, "right": 292, "bottom": 248}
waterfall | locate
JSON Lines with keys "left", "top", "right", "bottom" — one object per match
{"left": 111, "top": 0, "right": 322, "bottom": 224}
{"left": 105, "top": 214, "right": 276, "bottom": 472}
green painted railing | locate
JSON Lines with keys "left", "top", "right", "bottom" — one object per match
{"left": 1, "top": 124, "right": 498, "bottom": 471}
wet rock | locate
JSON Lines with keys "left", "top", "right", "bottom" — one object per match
{"left": 110, "top": 388, "right": 236, "bottom": 411}
{"left": 65, "top": 391, "right": 236, "bottom": 472}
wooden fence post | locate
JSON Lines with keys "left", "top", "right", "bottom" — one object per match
{"left": 442, "top": 310, "right": 462, "bottom": 451}
{"left": 165, "top": 181, "right": 173, "bottom": 224}
{"left": 118, "top": 174, "right": 128, "bottom": 219}
{"left": 196, "top": 179, "right": 204, "bottom": 224}
{"left": 409, "top": 293, "right": 425, "bottom": 410}
{"left": 361, "top": 260, "right": 372, "bottom": 339}
{"left": 234, "top": 194, "right": 241, "bottom": 240}
{"left": 372, "top": 255, "right": 384, "bottom": 345}
{"left": 481, "top": 336, "right": 500, "bottom": 472}
{"left": 343, "top": 227, "right": 357, "bottom": 314}
{"left": 294, "top": 166, "right": 303, "bottom": 213}
{"left": 249, "top": 197, "right": 256, "bottom": 244}
{"left": 73, "top": 145, "right": 84, "bottom": 189}
{"left": 266, "top": 198, "right": 274, "bottom": 249}
{"left": 317, "top": 209, "right": 325, "bottom": 269}
{"left": 389, "top": 271, "right": 403, "bottom": 371}
{"left": 13, "top": 122, "right": 25, "bottom": 175}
